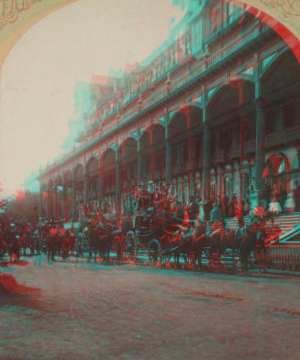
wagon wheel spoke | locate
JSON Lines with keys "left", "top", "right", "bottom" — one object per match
{"left": 135, "top": 244, "right": 148, "bottom": 266}
{"left": 147, "top": 239, "right": 161, "bottom": 266}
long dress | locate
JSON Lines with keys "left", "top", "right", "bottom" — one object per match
{"left": 285, "top": 193, "right": 295, "bottom": 213}
{"left": 268, "top": 198, "right": 282, "bottom": 215}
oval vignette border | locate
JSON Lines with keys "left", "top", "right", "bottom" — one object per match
{"left": 0, "top": 0, "right": 300, "bottom": 71}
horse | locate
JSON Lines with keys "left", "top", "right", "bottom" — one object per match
{"left": 191, "top": 221, "right": 239, "bottom": 271}
{"left": 46, "top": 226, "right": 59, "bottom": 262}
{"left": 235, "top": 222, "right": 258, "bottom": 275}
{"left": 194, "top": 221, "right": 227, "bottom": 270}
{"left": 88, "top": 220, "right": 115, "bottom": 263}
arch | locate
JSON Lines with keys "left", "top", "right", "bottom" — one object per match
{"left": 140, "top": 129, "right": 151, "bottom": 151}
{"left": 208, "top": 79, "right": 255, "bottom": 111}
{"left": 122, "top": 137, "right": 137, "bottom": 159}
{"left": 260, "top": 47, "right": 294, "bottom": 81}
{"left": 186, "top": 102, "right": 203, "bottom": 111}
{"left": 55, "top": 175, "right": 62, "bottom": 187}
{"left": 264, "top": 152, "right": 290, "bottom": 177}
{"left": 190, "top": 106, "right": 203, "bottom": 128}
{"left": 102, "top": 148, "right": 116, "bottom": 167}
{"left": 168, "top": 110, "right": 187, "bottom": 138}
{"left": 63, "top": 170, "right": 72, "bottom": 186}
{"left": 73, "top": 164, "right": 84, "bottom": 181}
{"left": 86, "top": 156, "right": 99, "bottom": 175}
{"left": 40, "top": 182, "right": 47, "bottom": 192}
{"left": 152, "top": 124, "right": 165, "bottom": 146}
{"left": 48, "top": 178, "right": 53, "bottom": 189}
{"left": 261, "top": 48, "right": 300, "bottom": 98}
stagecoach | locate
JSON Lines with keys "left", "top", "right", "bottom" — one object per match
{"left": 145, "top": 215, "right": 265, "bottom": 274}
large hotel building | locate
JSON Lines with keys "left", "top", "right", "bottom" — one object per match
{"left": 37, "top": 0, "right": 300, "bottom": 221}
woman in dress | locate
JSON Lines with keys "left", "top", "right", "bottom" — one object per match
{"left": 268, "top": 196, "right": 282, "bottom": 216}
{"left": 284, "top": 190, "right": 296, "bottom": 213}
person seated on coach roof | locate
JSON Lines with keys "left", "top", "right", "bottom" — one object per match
{"left": 153, "top": 185, "right": 162, "bottom": 208}
{"left": 188, "top": 196, "right": 199, "bottom": 222}
{"left": 235, "top": 217, "right": 246, "bottom": 239}
{"left": 210, "top": 202, "right": 222, "bottom": 223}
{"left": 204, "top": 199, "right": 212, "bottom": 221}
{"left": 235, "top": 197, "right": 244, "bottom": 222}
{"left": 217, "top": 199, "right": 225, "bottom": 221}
{"left": 174, "top": 202, "right": 185, "bottom": 225}
{"left": 197, "top": 201, "right": 205, "bottom": 222}
{"left": 137, "top": 185, "right": 146, "bottom": 209}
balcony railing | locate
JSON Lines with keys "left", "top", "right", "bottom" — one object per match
{"left": 98, "top": 20, "right": 269, "bottom": 131}
{"left": 40, "top": 22, "right": 272, "bottom": 178}
{"left": 287, "top": 123, "right": 300, "bottom": 142}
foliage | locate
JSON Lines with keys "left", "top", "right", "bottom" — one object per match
{"left": 0, "top": 186, "right": 39, "bottom": 224}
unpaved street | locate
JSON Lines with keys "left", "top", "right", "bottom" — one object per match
{"left": 0, "top": 256, "right": 299, "bottom": 360}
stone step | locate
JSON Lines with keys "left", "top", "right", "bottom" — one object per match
{"left": 225, "top": 213, "right": 300, "bottom": 242}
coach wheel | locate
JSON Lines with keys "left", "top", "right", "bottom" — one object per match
{"left": 230, "top": 249, "right": 241, "bottom": 272}
{"left": 248, "top": 250, "right": 255, "bottom": 269}
{"left": 112, "top": 236, "right": 123, "bottom": 266}
{"left": 147, "top": 239, "right": 161, "bottom": 266}
{"left": 162, "top": 252, "right": 171, "bottom": 267}
{"left": 135, "top": 244, "right": 147, "bottom": 266}
{"left": 182, "top": 253, "right": 194, "bottom": 269}
{"left": 125, "top": 231, "right": 135, "bottom": 247}
{"left": 124, "top": 231, "right": 136, "bottom": 264}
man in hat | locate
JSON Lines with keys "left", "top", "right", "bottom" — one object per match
{"left": 188, "top": 196, "right": 199, "bottom": 223}
{"left": 197, "top": 201, "right": 205, "bottom": 222}
{"left": 210, "top": 202, "right": 222, "bottom": 223}
{"left": 174, "top": 202, "right": 185, "bottom": 225}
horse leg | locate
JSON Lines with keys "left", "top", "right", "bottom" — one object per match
{"left": 240, "top": 251, "right": 248, "bottom": 276}
{"left": 197, "top": 249, "right": 202, "bottom": 270}
{"left": 245, "top": 253, "right": 249, "bottom": 275}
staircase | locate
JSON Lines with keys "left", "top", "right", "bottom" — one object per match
{"left": 225, "top": 212, "right": 300, "bottom": 244}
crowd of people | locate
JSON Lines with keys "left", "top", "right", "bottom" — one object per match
{"left": 0, "top": 217, "right": 77, "bottom": 263}
{"left": 82, "top": 180, "right": 300, "bottom": 226}
{"left": 2, "top": 179, "right": 300, "bottom": 265}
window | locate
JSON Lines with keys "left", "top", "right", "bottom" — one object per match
{"left": 192, "top": 18, "right": 202, "bottom": 47}
{"left": 210, "top": 179, "right": 216, "bottom": 200}
{"left": 210, "top": 2, "right": 223, "bottom": 33}
{"left": 172, "top": 148, "right": 177, "bottom": 171}
{"left": 284, "top": 101, "right": 295, "bottom": 128}
{"left": 227, "top": 1, "right": 235, "bottom": 24}
{"left": 183, "top": 143, "right": 188, "bottom": 162}
{"left": 266, "top": 108, "right": 275, "bottom": 134}
{"left": 241, "top": 173, "right": 249, "bottom": 198}
{"left": 194, "top": 140, "right": 201, "bottom": 167}
{"left": 225, "top": 177, "right": 233, "bottom": 199}
{"left": 130, "top": 165, "right": 134, "bottom": 179}
{"left": 145, "top": 160, "right": 149, "bottom": 175}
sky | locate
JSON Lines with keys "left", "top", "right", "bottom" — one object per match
{"left": 0, "top": 0, "right": 182, "bottom": 197}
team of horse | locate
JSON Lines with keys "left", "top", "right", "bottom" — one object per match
{"left": 0, "top": 211, "right": 267, "bottom": 275}
{"left": 144, "top": 211, "right": 267, "bottom": 274}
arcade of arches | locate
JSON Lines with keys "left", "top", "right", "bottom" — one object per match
{"left": 39, "top": 47, "right": 300, "bottom": 221}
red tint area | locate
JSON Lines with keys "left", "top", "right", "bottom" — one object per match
{"left": 0, "top": 273, "right": 39, "bottom": 294}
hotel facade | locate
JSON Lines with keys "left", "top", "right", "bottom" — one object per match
{"left": 37, "top": 0, "right": 300, "bottom": 221}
